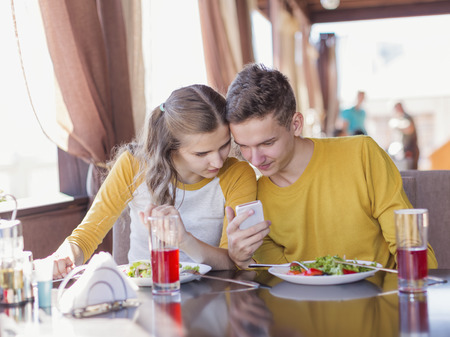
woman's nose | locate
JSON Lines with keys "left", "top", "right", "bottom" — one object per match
{"left": 210, "top": 152, "right": 224, "bottom": 168}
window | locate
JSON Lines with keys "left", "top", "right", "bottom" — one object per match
{"left": 251, "top": 10, "right": 273, "bottom": 66}
{"left": 142, "top": 0, "right": 207, "bottom": 112}
{"left": 311, "top": 15, "right": 450, "bottom": 169}
{"left": 0, "top": 1, "right": 59, "bottom": 201}
{"left": 1, "top": 0, "right": 210, "bottom": 204}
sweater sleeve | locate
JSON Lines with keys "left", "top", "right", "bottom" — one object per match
{"left": 253, "top": 235, "right": 288, "bottom": 265}
{"left": 363, "top": 137, "right": 438, "bottom": 268}
{"left": 218, "top": 159, "right": 257, "bottom": 248}
{"left": 67, "top": 151, "right": 141, "bottom": 262}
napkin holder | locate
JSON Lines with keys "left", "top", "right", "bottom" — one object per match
{"left": 57, "top": 252, "right": 138, "bottom": 317}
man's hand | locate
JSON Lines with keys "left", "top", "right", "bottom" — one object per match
{"left": 226, "top": 206, "right": 270, "bottom": 269}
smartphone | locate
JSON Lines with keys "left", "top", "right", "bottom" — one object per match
{"left": 235, "top": 200, "right": 265, "bottom": 230}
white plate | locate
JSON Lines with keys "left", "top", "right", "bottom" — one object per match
{"left": 270, "top": 279, "right": 382, "bottom": 301}
{"left": 119, "top": 261, "right": 212, "bottom": 287}
{"left": 268, "top": 260, "right": 380, "bottom": 286}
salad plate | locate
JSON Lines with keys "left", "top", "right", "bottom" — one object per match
{"left": 270, "top": 279, "right": 382, "bottom": 301}
{"left": 268, "top": 260, "right": 380, "bottom": 286}
{"left": 119, "top": 261, "right": 212, "bottom": 287}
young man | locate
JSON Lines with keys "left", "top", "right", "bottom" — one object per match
{"left": 225, "top": 63, "right": 437, "bottom": 270}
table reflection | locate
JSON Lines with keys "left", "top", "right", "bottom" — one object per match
{"left": 0, "top": 301, "right": 34, "bottom": 323}
{"left": 2, "top": 269, "right": 450, "bottom": 337}
{"left": 256, "top": 270, "right": 400, "bottom": 337}
{"left": 136, "top": 292, "right": 185, "bottom": 337}
{"left": 228, "top": 289, "right": 272, "bottom": 337}
{"left": 399, "top": 292, "right": 429, "bottom": 337}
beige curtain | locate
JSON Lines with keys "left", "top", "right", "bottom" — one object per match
{"left": 198, "top": 0, "right": 255, "bottom": 95}
{"left": 38, "top": 0, "right": 135, "bottom": 166}
{"left": 121, "top": 0, "right": 146, "bottom": 134}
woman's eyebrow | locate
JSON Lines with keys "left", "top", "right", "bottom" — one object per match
{"left": 194, "top": 138, "right": 231, "bottom": 155}
{"left": 220, "top": 138, "right": 232, "bottom": 149}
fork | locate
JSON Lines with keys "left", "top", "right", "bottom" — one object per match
{"left": 291, "top": 260, "right": 310, "bottom": 271}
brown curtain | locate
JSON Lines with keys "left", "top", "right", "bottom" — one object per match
{"left": 269, "top": 0, "right": 298, "bottom": 104}
{"left": 269, "top": 0, "right": 328, "bottom": 137}
{"left": 198, "top": 0, "right": 255, "bottom": 95}
{"left": 38, "top": 0, "right": 135, "bottom": 167}
{"left": 318, "top": 33, "right": 339, "bottom": 136}
{"left": 235, "top": 0, "right": 255, "bottom": 66}
{"left": 269, "top": 0, "right": 322, "bottom": 136}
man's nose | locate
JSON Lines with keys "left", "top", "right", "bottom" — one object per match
{"left": 250, "top": 148, "right": 265, "bottom": 166}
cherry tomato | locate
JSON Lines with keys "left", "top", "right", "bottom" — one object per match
{"left": 302, "top": 268, "right": 324, "bottom": 276}
{"left": 343, "top": 269, "right": 357, "bottom": 274}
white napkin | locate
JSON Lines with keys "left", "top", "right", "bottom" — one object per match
{"left": 58, "top": 252, "right": 138, "bottom": 314}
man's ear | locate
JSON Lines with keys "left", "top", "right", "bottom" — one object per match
{"left": 292, "top": 112, "right": 304, "bottom": 136}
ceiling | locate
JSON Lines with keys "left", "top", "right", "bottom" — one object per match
{"left": 258, "top": 0, "right": 450, "bottom": 24}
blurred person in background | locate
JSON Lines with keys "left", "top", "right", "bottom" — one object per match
{"left": 333, "top": 128, "right": 348, "bottom": 137}
{"left": 339, "top": 91, "right": 367, "bottom": 135}
{"left": 388, "top": 102, "right": 420, "bottom": 170}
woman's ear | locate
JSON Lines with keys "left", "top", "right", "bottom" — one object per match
{"left": 292, "top": 112, "right": 304, "bottom": 136}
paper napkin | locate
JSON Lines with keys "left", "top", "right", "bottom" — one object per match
{"left": 58, "top": 252, "right": 138, "bottom": 314}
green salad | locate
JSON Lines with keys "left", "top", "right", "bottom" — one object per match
{"left": 127, "top": 261, "right": 152, "bottom": 278}
{"left": 127, "top": 261, "right": 200, "bottom": 278}
{"left": 289, "top": 255, "right": 376, "bottom": 276}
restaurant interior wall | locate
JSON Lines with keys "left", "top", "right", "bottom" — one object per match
{"left": 311, "top": 14, "right": 450, "bottom": 170}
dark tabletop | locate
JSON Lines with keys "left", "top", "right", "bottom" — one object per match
{"left": 134, "top": 268, "right": 450, "bottom": 337}
{"left": 2, "top": 269, "right": 450, "bottom": 337}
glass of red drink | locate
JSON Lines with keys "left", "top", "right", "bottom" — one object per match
{"left": 395, "top": 209, "right": 429, "bottom": 293}
{"left": 148, "top": 215, "right": 180, "bottom": 295}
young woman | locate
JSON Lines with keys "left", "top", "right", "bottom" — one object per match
{"left": 49, "top": 84, "right": 265, "bottom": 279}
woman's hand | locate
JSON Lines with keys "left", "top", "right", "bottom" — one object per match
{"left": 140, "top": 203, "right": 237, "bottom": 270}
{"left": 50, "top": 255, "right": 75, "bottom": 280}
{"left": 139, "top": 204, "right": 189, "bottom": 244}
{"left": 36, "top": 241, "right": 83, "bottom": 280}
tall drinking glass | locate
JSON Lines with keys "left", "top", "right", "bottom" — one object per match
{"left": 148, "top": 215, "right": 180, "bottom": 295}
{"left": 395, "top": 209, "right": 429, "bottom": 293}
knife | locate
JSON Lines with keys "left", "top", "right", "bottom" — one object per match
{"left": 248, "top": 263, "right": 289, "bottom": 268}
{"left": 335, "top": 260, "right": 447, "bottom": 284}
{"left": 180, "top": 269, "right": 260, "bottom": 288}
{"left": 249, "top": 261, "right": 446, "bottom": 284}
{"left": 334, "top": 260, "right": 396, "bottom": 273}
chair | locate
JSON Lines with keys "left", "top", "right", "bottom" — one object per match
{"left": 401, "top": 170, "right": 450, "bottom": 269}
{"left": 112, "top": 171, "right": 450, "bottom": 269}
{"left": 112, "top": 206, "right": 131, "bottom": 265}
